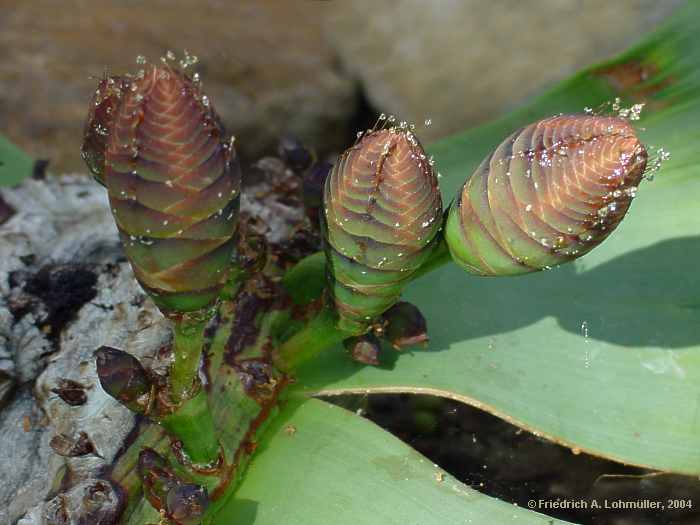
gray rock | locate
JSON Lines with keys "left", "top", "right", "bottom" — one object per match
{"left": 322, "top": 0, "right": 682, "bottom": 142}
{"left": 0, "top": 176, "right": 170, "bottom": 524}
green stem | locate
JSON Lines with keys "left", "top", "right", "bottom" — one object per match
{"left": 170, "top": 314, "right": 208, "bottom": 403}
{"left": 282, "top": 236, "right": 452, "bottom": 309}
{"left": 273, "top": 306, "right": 351, "bottom": 372}
{"left": 275, "top": 237, "right": 454, "bottom": 374}
{"left": 413, "top": 235, "right": 452, "bottom": 280}
{"left": 161, "top": 389, "right": 221, "bottom": 466}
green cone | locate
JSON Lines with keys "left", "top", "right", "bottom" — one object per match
{"left": 445, "top": 114, "right": 647, "bottom": 275}
{"left": 322, "top": 127, "right": 443, "bottom": 334}
{"left": 82, "top": 63, "right": 240, "bottom": 314}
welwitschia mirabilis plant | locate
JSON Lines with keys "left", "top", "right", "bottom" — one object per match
{"left": 78, "top": 14, "right": 680, "bottom": 519}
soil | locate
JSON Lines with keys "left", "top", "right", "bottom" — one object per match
{"left": 332, "top": 394, "right": 700, "bottom": 525}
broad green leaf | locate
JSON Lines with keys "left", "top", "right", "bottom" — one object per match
{"left": 0, "top": 135, "right": 33, "bottom": 187}
{"left": 293, "top": 3, "right": 700, "bottom": 475}
{"left": 214, "top": 398, "right": 571, "bottom": 525}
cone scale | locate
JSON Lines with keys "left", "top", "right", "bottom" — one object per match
{"left": 322, "top": 127, "right": 443, "bottom": 334}
{"left": 445, "top": 114, "right": 647, "bottom": 275}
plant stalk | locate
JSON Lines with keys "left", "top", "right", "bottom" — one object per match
{"left": 161, "top": 389, "right": 221, "bottom": 467}
{"left": 169, "top": 312, "right": 210, "bottom": 404}
{"left": 273, "top": 306, "right": 352, "bottom": 372}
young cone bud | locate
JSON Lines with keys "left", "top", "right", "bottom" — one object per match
{"left": 83, "top": 63, "right": 241, "bottom": 313}
{"left": 445, "top": 114, "right": 647, "bottom": 275}
{"left": 165, "top": 483, "right": 209, "bottom": 525}
{"left": 381, "top": 301, "right": 429, "bottom": 349}
{"left": 138, "top": 448, "right": 181, "bottom": 511}
{"left": 344, "top": 334, "right": 381, "bottom": 366}
{"left": 322, "top": 128, "right": 443, "bottom": 334}
{"left": 303, "top": 161, "right": 332, "bottom": 225}
{"left": 278, "top": 135, "right": 313, "bottom": 173}
{"left": 138, "top": 448, "right": 208, "bottom": 524}
{"left": 94, "top": 346, "right": 151, "bottom": 413}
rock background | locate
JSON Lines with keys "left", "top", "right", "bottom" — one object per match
{"left": 322, "top": 0, "right": 682, "bottom": 142}
{"left": 0, "top": 176, "right": 171, "bottom": 524}
{"left": 1, "top": 0, "right": 682, "bottom": 174}
{"left": 0, "top": 0, "right": 358, "bottom": 173}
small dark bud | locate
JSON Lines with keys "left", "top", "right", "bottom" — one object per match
{"left": 32, "top": 159, "right": 50, "bottom": 180}
{"left": 239, "top": 230, "right": 268, "bottom": 274}
{"left": 0, "top": 194, "right": 15, "bottom": 226}
{"left": 51, "top": 378, "right": 88, "bottom": 406}
{"left": 94, "top": 346, "right": 151, "bottom": 413}
{"left": 138, "top": 448, "right": 180, "bottom": 512}
{"left": 302, "top": 162, "right": 333, "bottom": 213}
{"left": 49, "top": 431, "right": 98, "bottom": 457}
{"left": 235, "top": 360, "right": 278, "bottom": 402}
{"left": 166, "top": 483, "right": 209, "bottom": 525}
{"left": 278, "top": 135, "right": 314, "bottom": 173}
{"left": 344, "top": 334, "right": 381, "bottom": 366}
{"left": 381, "top": 301, "right": 429, "bottom": 349}
{"left": 137, "top": 447, "right": 171, "bottom": 475}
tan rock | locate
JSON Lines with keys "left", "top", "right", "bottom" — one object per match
{"left": 322, "top": 0, "right": 681, "bottom": 141}
{"left": 0, "top": 0, "right": 357, "bottom": 172}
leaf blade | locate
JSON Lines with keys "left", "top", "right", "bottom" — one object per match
{"left": 215, "top": 398, "right": 573, "bottom": 525}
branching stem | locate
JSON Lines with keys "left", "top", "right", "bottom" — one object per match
{"left": 273, "top": 306, "right": 351, "bottom": 372}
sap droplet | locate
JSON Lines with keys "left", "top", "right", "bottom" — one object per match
{"left": 581, "top": 320, "right": 591, "bottom": 368}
